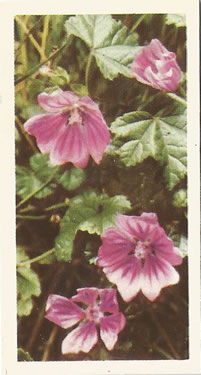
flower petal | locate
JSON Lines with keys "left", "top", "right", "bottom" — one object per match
{"left": 131, "top": 38, "right": 181, "bottom": 91}
{"left": 97, "top": 228, "right": 133, "bottom": 268}
{"left": 50, "top": 124, "right": 89, "bottom": 167}
{"left": 100, "top": 313, "right": 126, "bottom": 351}
{"left": 45, "top": 294, "right": 85, "bottom": 329}
{"left": 38, "top": 91, "right": 79, "bottom": 112}
{"left": 99, "top": 289, "right": 119, "bottom": 314}
{"left": 84, "top": 112, "right": 110, "bottom": 164}
{"left": 24, "top": 112, "right": 66, "bottom": 153}
{"left": 71, "top": 288, "right": 99, "bottom": 308}
{"left": 61, "top": 321, "right": 98, "bottom": 354}
{"left": 102, "top": 258, "right": 142, "bottom": 302}
{"left": 141, "top": 256, "right": 180, "bottom": 301}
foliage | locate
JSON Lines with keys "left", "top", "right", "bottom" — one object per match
{"left": 55, "top": 191, "right": 131, "bottom": 261}
{"left": 17, "top": 247, "right": 41, "bottom": 316}
{"left": 109, "top": 110, "right": 187, "bottom": 189}
{"left": 15, "top": 13, "right": 188, "bottom": 361}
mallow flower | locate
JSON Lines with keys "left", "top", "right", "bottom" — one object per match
{"left": 45, "top": 288, "right": 126, "bottom": 354}
{"left": 97, "top": 213, "right": 183, "bottom": 302}
{"left": 131, "top": 38, "right": 182, "bottom": 91}
{"left": 24, "top": 91, "right": 110, "bottom": 168}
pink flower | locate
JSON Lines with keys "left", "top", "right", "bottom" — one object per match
{"left": 97, "top": 213, "right": 183, "bottom": 302}
{"left": 45, "top": 288, "right": 126, "bottom": 354}
{"left": 24, "top": 91, "right": 110, "bottom": 168}
{"left": 131, "top": 39, "right": 182, "bottom": 91}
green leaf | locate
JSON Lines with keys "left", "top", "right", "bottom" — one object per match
{"left": 172, "top": 188, "right": 187, "bottom": 207}
{"left": 56, "top": 168, "right": 86, "bottom": 191}
{"left": 17, "top": 247, "right": 41, "bottom": 317}
{"left": 65, "top": 15, "right": 139, "bottom": 80}
{"left": 16, "top": 154, "right": 58, "bottom": 200}
{"left": 69, "top": 83, "right": 89, "bottom": 96}
{"left": 165, "top": 14, "right": 186, "bottom": 27}
{"left": 110, "top": 110, "right": 187, "bottom": 190}
{"left": 18, "top": 348, "right": 33, "bottom": 361}
{"left": 55, "top": 191, "right": 131, "bottom": 261}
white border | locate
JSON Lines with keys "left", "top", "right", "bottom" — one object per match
{"left": 0, "top": 0, "right": 200, "bottom": 374}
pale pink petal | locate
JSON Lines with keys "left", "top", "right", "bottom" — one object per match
{"left": 131, "top": 38, "right": 182, "bottom": 91}
{"left": 24, "top": 112, "right": 66, "bottom": 153}
{"left": 38, "top": 91, "right": 79, "bottom": 112}
{"left": 50, "top": 124, "right": 89, "bottom": 167}
{"left": 99, "top": 289, "right": 119, "bottom": 314}
{"left": 84, "top": 113, "right": 110, "bottom": 164}
{"left": 102, "top": 258, "right": 142, "bottom": 302}
{"left": 157, "top": 246, "right": 183, "bottom": 266}
{"left": 45, "top": 294, "right": 85, "bottom": 329}
{"left": 141, "top": 256, "right": 180, "bottom": 301}
{"left": 71, "top": 288, "right": 99, "bottom": 307}
{"left": 100, "top": 313, "right": 126, "bottom": 351}
{"left": 79, "top": 96, "right": 103, "bottom": 116}
{"left": 61, "top": 321, "right": 98, "bottom": 354}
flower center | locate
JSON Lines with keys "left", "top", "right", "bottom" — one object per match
{"left": 86, "top": 306, "right": 104, "bottom": 324}
{"left": 68, "top": 108, "right": 82, "bottom": 126}
{"left": 130, "top": 238, "right": 155, "bottom": 266}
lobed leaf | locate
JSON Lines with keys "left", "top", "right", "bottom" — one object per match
{"left": 17, "top": 247, "right": 41, "bottom": 317}
{"left": 16, "top": 154, "right": 86, "bottom": 201}
{"left": 110, "top": 110, "right": 187, "bottom": 190}
{"left": 56, "top": 168, "right": 86, "bottom": 191}
{"left": 55, "top": 191, "right": 131, "bottom": 261}
{"left": 65, "top": 14, "right": 139, "bottom": 80}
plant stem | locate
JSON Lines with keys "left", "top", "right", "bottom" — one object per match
{"left": 16, "top": 174, "right": 56, "bottom": 209}
{"left": 42, "top": 326, "right": 58, "bottom": 361}
{"left": 166, "top": 92, "right": 187, "bottom": 107}
{"left": 15, "top": 16, "right": 46, "bottom": 61}
{"left": 15, "top": 37, "right": 72, "bottom": 86}
{"left": 131, "top": 14, "right": 146, "bottom": 32}
{"left": 41, "top": 15, "right": 50, "bottom": 57}
{"left": 17, "top": 248, "right": 55, "bottom": 267}
{"left": 85, "top": 52, "right": 93, "bottom": 93}
{"left": 44, "top": 201, "right": 70, "bottom": 211}
{"left": 15, "top": 116, "right": 38, "bottom": 152}
{"left": 16, "top": 214, "right": 47, "bottom": 220}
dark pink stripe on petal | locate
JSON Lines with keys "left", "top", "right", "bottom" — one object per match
{"left": 38, "top": 91, "right": 79, "bottom": 112}
{"left": 45, "top": 294, "right": 85, "bottom": 329}
{"left": 71, "top": 288, "right": 99, "bottom": 308}
{"left": 61, "top": 321, "right": 98, "bottom": 354}
{"left": 84, "top": 113, "right": 110, "bottom": 164}
{"left": 141, "top": 256, "right": 180, "bottom": 301}
{"left": 50, "top": 124, "right": 89, "bottom": 167}
{"left": 24, "top": 112, "right": 66, "bottom": 153}
{"left": 100, "top": 313, "right": 126, "bottom": 351}
{"left": 103, "top": 258, "right": 142, "bottom": 302}
{"left": 99, "top": 289, "right": 119, "bottom": 314}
